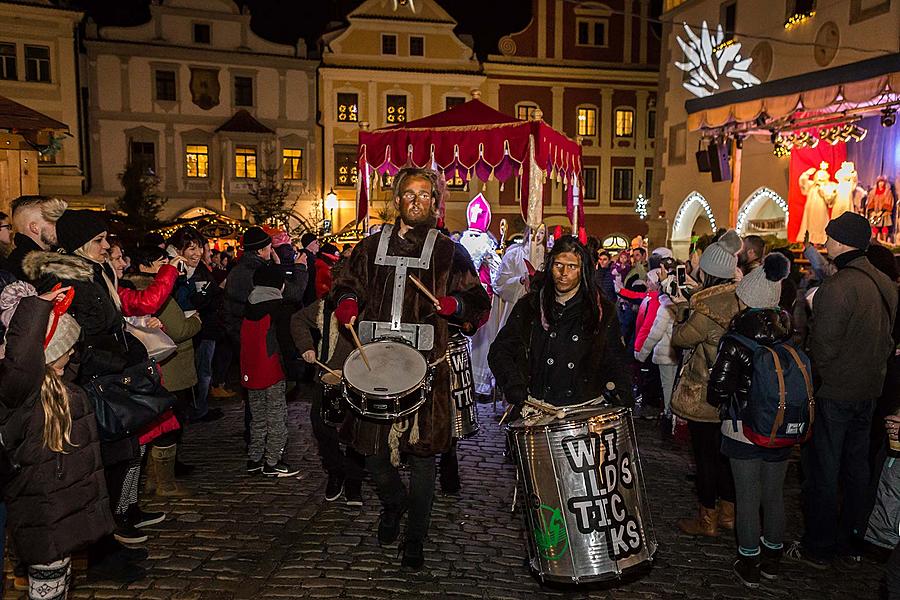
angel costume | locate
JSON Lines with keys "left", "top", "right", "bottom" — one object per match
{"left": 797, "top": 162, "right": 837, "bottom": 244}
{"left": 833, "top": 161, "right": 866, "bottom": 221}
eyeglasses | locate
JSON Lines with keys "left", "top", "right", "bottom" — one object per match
{"left": 552, "top": 262, "right": 580, "bottom": 272}
{"left": 400, "top": 190, "right": 434, "bottom": 203}
{"left": 0, "top": 224, "right": 10, "bottom": 230}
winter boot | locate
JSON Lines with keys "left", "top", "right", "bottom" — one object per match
{"left": 152, "top": 445, "right": 192, "bottom": 497}
{"left": 141, "top": 452, "right": 157, "bottom": 495}
{"left": 676, "top": 504, "right": 719, "bottom": 537}
{"left": 760, "top": 544, "right": 783, "bottom": 580}
{"left": 718, "top": 500, "right": 735, "bottom": 530}
{"left": 733, "top": 553, "right": 761, "bottom": 588}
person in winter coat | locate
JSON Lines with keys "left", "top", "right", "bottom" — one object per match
{"left": 127, "top": 246, "right": 202, "bottom": 500}
{"left": 6, "top": 195, "right": 66, "bottom": 281}
{"left": 109, "top": 237, "right": 181, "bottom": 318}
{"left": 241, "top": 265, "right": 300, "bottom": 478}
{"left": 314, "top": 243, "right": 340, "bottom": 299}
{"left": 298, "top": 232, "right": 320, "bottom": 307}
{"left": 671, "top": 229, "right": 743, "bottom": 538}
{"left": 0, "top": 283, "right": 121, "bottom": 598}
{"left": 707, "top": 253, "right": 794, "bottom": 588}
{"left": 168, "top": 227, "right": 225, "bottom": 423}
{"left": 790, "top": 212, "right": 899, "bottom": 568}
{"left": 593, "top": 250, "right": 617, "bottom": 302}
{"left": 489, "top": 236, "right": 633, "bottom": 413}
{"left": 635, "top": 272, "right": 681, "bottom": 418}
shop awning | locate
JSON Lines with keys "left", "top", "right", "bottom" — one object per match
{"left": 0, "top": 95, "right": 68, "bottom": 134}
{"left": 686, "top": 52, "right": 900, "bottom": 131}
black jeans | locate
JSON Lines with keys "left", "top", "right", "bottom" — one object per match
{"left": 310, "top": 387, "right": 364, "bottom": 482}
{"left": 887, "top": 542, "right": 900, "bottom": 600}
{"left": 365, "top": 449, "right": 436, "bottom": 543}
{"left": 801, "top": 397, "right": 877, "bottom": 559}
{"left": 688, "top": 420, "right": 735, "bottom": 509}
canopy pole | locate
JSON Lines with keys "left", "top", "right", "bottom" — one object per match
{"left": 527, "top": 134, "right": 544, "bottom": 259}
{"left": 729, "top": 138, "right": 742, "bottom": 228}
{"left": 572, "top": 179, "right": 580, "bottom": 233}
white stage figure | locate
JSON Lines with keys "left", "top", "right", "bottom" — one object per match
{"left": 797, "top": 161, "right": 837, "bottom": 244}
{"left": 833, "top": 161, "right": 865, "bottom": 221}
{"left": 459, "top": 194, "right": 501, "bottom": 397}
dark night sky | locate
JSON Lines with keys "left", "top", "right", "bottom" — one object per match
{"left": 72, "top": 0, "right": 533, "bottom": 58}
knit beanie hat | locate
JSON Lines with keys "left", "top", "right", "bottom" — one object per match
{"left": 736, "top": 253, "right": 790, "bottom": 309}
{"left": 242, "top": 227, "right": 272, "bottom": 251}
{"left": 252, "top": 264, "right": 284, "bottom": 290}
{"left": 300, "top": 232, "right": 318, "bottom": 249}
{"left": 825, "top": 212, "right": 872, "bottom": 250}
{"left": 0, "top": 281, "right": 81, "bottom": 363}
{"left": 699, "top": 229, "right": 741, "bottom": 279}
{"left": 56, "top": 209, "right": 107, "bottom": 254}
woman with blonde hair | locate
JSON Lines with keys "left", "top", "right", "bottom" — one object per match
{"left": 0, "top": 282, "right": 115, "bottom": 599}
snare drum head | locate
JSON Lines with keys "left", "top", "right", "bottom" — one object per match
{"left": 343, "top": 340, "right": 427, "bottom": 396}
{"left": 321, "top": 371, "right": 342, "bottom": 386}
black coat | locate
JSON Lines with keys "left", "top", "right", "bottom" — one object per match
{"left": 489, "top": 288, "right": 632, "bottom": 407}
{"left": 5, "top": 233, "right": 42, "bottom": 281}
{"left": 174, "top": 262, "right": 225, "bottom": 342}
{"left": 0, "top": 297, "right": 112, "bottom": 565}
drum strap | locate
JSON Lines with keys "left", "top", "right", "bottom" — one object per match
{"left": 373, "top": 224, "right": 439, "bottom": 331}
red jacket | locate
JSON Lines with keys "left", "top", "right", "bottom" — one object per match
{"left": 314, "top": 254, "right": 338, "bottom": 299}
{"left": 240, "top": 298, "right": 285, "bottom": 390}
{"left": 118, "top": 265, "right": 178, "bottom": 317}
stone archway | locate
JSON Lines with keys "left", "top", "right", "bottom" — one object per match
{"left": 671, "top": 192, "right": 717, "bottom": 259}
{"left": 735, "top": 187, "right": 788, "bottom": 237}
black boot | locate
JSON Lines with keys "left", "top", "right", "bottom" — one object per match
{"left": 760, "top": 545, "right": 783, "bottom": 580}
{"left": 377, "top": 502, "right": 407, "bottom": 546}
{"left": 439, "top": 452, "right": 460, "bottom": 495}
{"left": 733, "top": 554, "right": 761, "bottom": 588}
{"left": 400, "top": 539, "right": 425, "bottom": 570}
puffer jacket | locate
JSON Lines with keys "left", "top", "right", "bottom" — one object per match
{"left": 125, "top": 273, "right": 201, "bottom": 393}
{"left": 118, "top": 265, "right": 178, "bottom": 317}
{"left": 635, "top": 293, "right": 678, "bottom": 365}
{"left": 633, "top": 290, "right": 660, "bottom": 353}
{"left": 4, "top": 378, "right": 114, "bottom": 565}
{"left": 671, "top": 282, "right": 742, "bottom": 422}
{"left": 707, "top": 307, "right": 794, "bottom": 460}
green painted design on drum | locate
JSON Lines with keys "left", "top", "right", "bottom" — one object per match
{"left": 534, "top": 504, "right": 569, "bottom": 560}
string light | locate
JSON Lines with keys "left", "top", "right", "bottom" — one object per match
{"left": 784, "top": 10, "right": 815, "bottom": 30}
{"left": 736, "top": 187, "right": 788, "bottom": 235}
{"left": 673, "top": 191, "right": 717, "bottom": 234}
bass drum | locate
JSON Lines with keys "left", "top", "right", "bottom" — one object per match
{"left": 508, "top": 405, "right": 657, "bottom": 583}
{"left": 342, "top": 339, "right": 431, "bottom": 421}
{"left": 446, "top": 331, "right": 479, "bottom": 439}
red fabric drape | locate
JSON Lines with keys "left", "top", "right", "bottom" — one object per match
{"left": 788, "top": 142, "right": 847, "bottom": 243}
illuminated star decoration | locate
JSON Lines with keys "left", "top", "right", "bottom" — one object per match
{"left": 674, "top": 21, "right": 760, "bottom": 98}
{"left": 635, "top": 194, "right": 649, "bottom": 220}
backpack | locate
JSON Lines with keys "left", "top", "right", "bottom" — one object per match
{"left": 726, "top": 333, "right": 815, "bottom": 448}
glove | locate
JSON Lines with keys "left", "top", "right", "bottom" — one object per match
{"left": 436, "top": 295, "right": 458, "bottom": 317}
{"left": 334, "top": 297, "right": 358, "bottom": 326}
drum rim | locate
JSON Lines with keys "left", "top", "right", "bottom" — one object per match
{"left": 507, "top": 405, "right": 629, "bottom": 431}
{"left": 342, "top": 339, "right": 428, "bottom": 398}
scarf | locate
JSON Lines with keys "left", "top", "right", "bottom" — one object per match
{"left": 75, "top": 246, "right": 122, "bottom": 311}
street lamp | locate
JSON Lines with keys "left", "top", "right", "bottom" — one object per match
{"left": 324, "top": 188, "right": 338, "bottom": 234}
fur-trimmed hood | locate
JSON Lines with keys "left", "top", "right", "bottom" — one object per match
{"left": 22, "top": 251, "right": 95, "bottom": 283}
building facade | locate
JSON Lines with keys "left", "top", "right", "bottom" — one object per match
{"left": 0, "top": 0, "right": 84, "bottom": 204}
{"left": 82, "top": 0, "right": 319, "bottom": 224}
{"left": 656, "top": 0, "right": 900, "bottom": 256}
{"left": 484, "top": 0, "right": 661, "bottom": 244}
{"left": 318, "top": 0, "right": 486, "bottom": 233}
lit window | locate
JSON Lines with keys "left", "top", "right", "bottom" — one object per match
{"left": 186, "top": 144, "right": 208, "bottom": 178}
{"left": 335, "top": 150, "right": 358, "bottom": 187}
{"left": 234, "top": 76, "right": 253, "bottom": 107}
{"left": 235, "top": 147, "right": 257, "bottom": 179}
{"left": 615, "top": 109, "right": 634, "bottom": 137}
{"left": 516, "top": 103, "right": 537, "bottom": 121}
{"left": 382, "top": 34, "right": 397, "bottom": 55}
{"left": 193, "top": 23, "right": 211, "bottom": 44}
{"left": 577, "top": 107, "right": 597, "bottom": 137}
{"left": 283, "top": 148, "right": 303, "bottom": 180}
{"left": 647, "top": 109, "right": 656, "bottom": 139}
{"left": 576, "top": 18, "right": 607, "bottom": 47}
{"left": 0, "top": 44, "right": 16, "bottom": 80}
{"left": 337, "top": 93, "right": 359, "bottom": 122}
{"left": 583, "top": 167, "right": 598, "bottom": 200}
{"left": 24, "top": 45, "right": 50, "bottom": 82}
{"left": 445, "top": 96, "right": 466, "bottom": 110}
{"left": 612, "top": 168, "right": 633, "bottom": 201}
{"left": 155, "top": 70, "right": 176, "bottom": 101}
{"left": 410, "top": 36, "right": 424, "bottom": 56}
{"left": 386, "top": 94, "right": 407, "bottom": 124}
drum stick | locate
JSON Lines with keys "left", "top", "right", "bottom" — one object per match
{"left": 524, "top": 398, "right": 566, "bottom": 420}
{"left": 408, "top": 275, "right": 441, "bottom": 309}
{"left": 344, "top": 324, "right": 371, "bottom": 371}
{"left": 314, "top": 360, "right": 341, "bottom": 379}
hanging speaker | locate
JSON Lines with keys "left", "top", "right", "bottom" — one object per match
{"left": 708, "top": 142, "right": 731, "bottom": 182}
{"left": 695, "top": 149, "right": 711, "bottom": 173}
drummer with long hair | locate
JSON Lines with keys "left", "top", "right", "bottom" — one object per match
{"left": 330, "top": 167, "right": 490, "bottom": 570}
{"left": 488, "top": 235, "right": 632, "bottom": 417}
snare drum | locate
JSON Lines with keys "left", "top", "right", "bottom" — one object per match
{"left": 342, "top": 339, "right": 432, "bottom": 420}
{"left": 320, "top": 371, "right": 345, "bottom": 426}
{"left": 508, "top": 405, "right": 656, "bottom": 583}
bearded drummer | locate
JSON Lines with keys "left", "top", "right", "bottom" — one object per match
{"left": 488, "top": 236, "right": 632, "bottom": 418}
{"left": 330, "top": 167, "right": 490, "bottom": 570}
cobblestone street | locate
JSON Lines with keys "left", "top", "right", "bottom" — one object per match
{"left": 8, "top": 390, "right": 887, "bottom": 600}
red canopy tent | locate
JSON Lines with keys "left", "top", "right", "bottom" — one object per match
{"left": 356, "top": 99, "right": 583, "bottom": 232}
